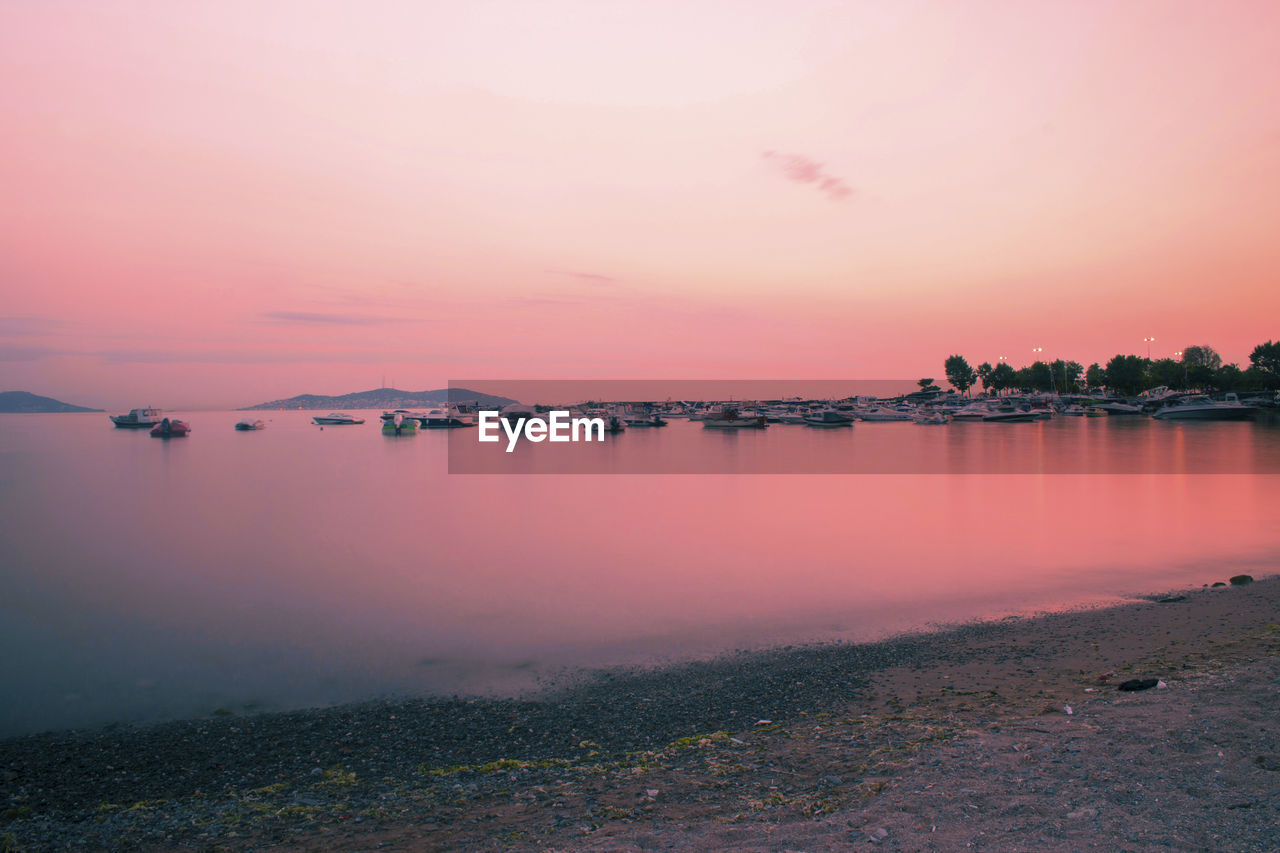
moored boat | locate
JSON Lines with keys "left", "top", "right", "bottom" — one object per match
{"left": 149, "top": 417, "right": 190, "bottom": 438}
{"left": 312, "top": 412, "right": 365, "bottom": 425}
{"left": 381, "top": 413, "right": 419, "bottom": 435}
{"left": 234, "top": 418, "right": 265, "bottom": 431}
{"left": 110, "top": 408, "right": 164, "bottom": 428}
{"left": 701, "top": 406, "right": 768, "bottom": 429}
{"left": 803, "top": 409, "right": 854, "bottom": 427}
{"left": 1152, "top": 394, "right": 1257, "bottom": 421}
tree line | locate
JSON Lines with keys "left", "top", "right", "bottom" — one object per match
{"left": 926, "top": 340, "right": 1280, "bottom": 397}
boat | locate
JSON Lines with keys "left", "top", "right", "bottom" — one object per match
{"left": 234, "top": 418, "right": 265, "bottom": 431}
{"left": 381, "top": 413, "right": 419, "bottom": 435}
{"left": 1094, "top": 401, "right": 1142, "bottom": 415}
{"left": 1062, "top": 405, "right": 1088, "bottom": 416}
{"left": 951, "top": 402, "right": 993, "bottom": 421}
{"left": 803, "top": 409, "right": 854, "bottom": 427}
{"left": 605, "top": 409, "right": 627, "bottom": 433}
{"left": 312, "top": 412, "right": 365, "bottom": 425}
{"left": 625, "top": 411, "right": 667, "bottom": 427}
{"left": 1151, "top": 394, "right": 1258, "bottom": 421}
{"left": 149, "top": 417, "right": 190, "bottom": 438}
{"left": 498, "top": 403, "right": 537, "bottom": 427}
{"left": 913, "top": 411, "right": 949, "bottom": 425}
{"left": 701, "top": 406, "right": 768, "bottom": 429}
{"left": 857, "top": 406, "right": 913, "bottom": 422}
{"left": 983, "top": 406, "right": 1038, "bottom": 423}
{"left": 418, "top": 406, "right": 473, "bottom": 428}
{"left": 109, "top": 408, "right": 164, "bottom": 429}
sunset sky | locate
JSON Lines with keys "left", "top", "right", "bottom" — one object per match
{"left": 2, "top": 0, "right": 1278, "bottom": 408}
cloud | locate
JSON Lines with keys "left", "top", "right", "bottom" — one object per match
{"left": 0, "top": 316, "right": 61, "bottom": 336}
{"left": 762, "top": 151, "right": 854, "bottom": 201}
{"left": 0, "top": 345, "right": 59, "bottom": 361}
{"left": 548, "top": 269, "right": 620, "bottom": 286}
{"left": 258, "top": 311, "right": 404, "bottom": 326}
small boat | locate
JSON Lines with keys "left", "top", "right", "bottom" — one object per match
{"left": 312, "top": 412, "right": 365, "bottom": 425}
{"left": 418, "top": 406, "right": 473, "bottom": 428}
{"left": 235, "top": 418, "right": 265, "bottom": 431}
{"left": 110, "top": 408, "right": 164, "bottom": 429}
{"left": 604, "top": 409, "right": 627, "bottom": 433}
{"left": 1152, "top": 394, "right": 1258, "bottom": 421}
{"left": 913, "top": 411, "right": 949, "bottom": 425}
{"left": 625, "top": 409, "right": 667, "bottom": 427}
{"left": 1094, "top": 401, "right": 1142, "bottom": 415}
{"left": 498, "top": 403, "right": 538, "bottom": 427}
{"left": 803, "top": 409, "right": 854, "bottom": 427}
{"left": 983, "top": 407, "right": 1038, "bottom": 423}
{"left": 1062, "top": 404, "right": 1088, "bottom": 417}
{"left": 701, "top": 406, "right": 768, "bottom": 429}
{"left": 857, "top": 406, "right": 913, "bottom": 422}
{"left": 951, "top": 402, "right": 992, "bottom": 421}
{"left": 381, "top": 413, "right": 419, "bottom": 435}
{"left": 149, "top": 417, "right": 190, "bottom": 438}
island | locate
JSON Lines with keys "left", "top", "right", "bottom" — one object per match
{"left": 240, "top": 386, "right": 516, "bottom": 411}
{"left": 0, "top": 391, "right": 102, "bottom": 413}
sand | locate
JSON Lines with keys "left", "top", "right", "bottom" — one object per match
{"left": 2, "top": 575, "right": 1278, "bottom": 851}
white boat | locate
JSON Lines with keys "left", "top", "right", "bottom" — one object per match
{"left": 1062, "top": 404, "right": 1088, "bottom": 416}
{"left": 857, "top": 406, "right": 913, "bottom": 422}
{"left": 498, "top": 403, "right": 538, "bottom": 427}
{"left": 913, "top": 411, "right": 949, "bottom": 425}
{"left": 1095, "top": 401, "right": 1142, "bottom": 415}
{"left": 234, "top": 418, "right": 265, "bottom": 431}
{"left": 1152, "top": 394, "right": 1257, "bottom": 421}
{"left": 109, "top": 407, "right": 164, "bottom": 428}
{"left": 951, "top": 402, "right": 992, "bottom": 421}
{"left": 312, "top": 412, "right": 365, "bottom": 425}
{"left": 418, "top": 405, "right": 473, "bottom": 428}
{"left": 803, "top": 409, "right": 854, "bottom": 427}
{"left": 625, "top": 410, "right": 667, "bottom": 427}
{"left": 701, "top": 406, "right": 768, "bottom": 429}
{"left": 983, "top": 406, "right": 1038, "bottom": 423}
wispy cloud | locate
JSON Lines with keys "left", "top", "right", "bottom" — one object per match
{"left": 258, "top": 311, "right": 404, "bottom": 326}
{"left": 762, "top": 151, "right": 854, "bottom": 201}
{"left": 0, "top": 316, "right": 60, "bottom": 336}
{"left": 548, "top": 270, "right": 620, "bottom": 286}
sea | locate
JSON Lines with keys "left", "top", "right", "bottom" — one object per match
{"left": 1, "top": 409, "right": 1278, "bottom": 736}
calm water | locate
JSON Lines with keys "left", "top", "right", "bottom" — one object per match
{"left": 2, "top": 410, "right": 1279, "bottom": 736}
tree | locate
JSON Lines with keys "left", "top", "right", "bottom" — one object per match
{"left": 1249, "top": 340, "right": 1280, "bottom": 388}
{"left": 1085, "top": 363, "right": 1105, "bottom": 388}
{"left": 989, "top": 363, "right": 1016, "bottom": 394}
{"left": 1147, "top": 358, "right": 1185, "bottom": 391}
{"left": 917, "top": 377, "right": 941, "bottom": 392}
{"left": 1182, "top": 345, "right": 1222, "bottom": 371}
{"left": 1104, "top": 354, "right": 1148, "bottom": 396}
{"left": 1050, "top": 359, "right": 1083, "bottom": 393}
{"left": 944, "top": 355, "right": 978, "bottom": 396}
{"left": 1212, "top": 364, "right": 1245, "bottom": 391}
{"left": 976, "top": 362, "right": 994, "bottom": 392}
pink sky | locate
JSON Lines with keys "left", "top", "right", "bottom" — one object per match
{"left": 2, "top": 0, "right": 1278, "bottom": 408}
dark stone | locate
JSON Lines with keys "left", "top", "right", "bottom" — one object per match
{"left": 1229, "top": 574, "right": 1254, "bottom": 586}
{"left": 1254, "top": 755, "right": 1280, "bottom": 772}
{"left": 1211, "top": 582, "right": 1226, "bottom": 587}
{"left": 1117, "top": 678, "right": 1159, "bottom": 692}
{"left": 1157, "top": 596, "right": 1186, "bottom": 603}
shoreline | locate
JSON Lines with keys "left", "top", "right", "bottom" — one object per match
{"left": 3, "top": 575, "right": 1279, "bottom": 850}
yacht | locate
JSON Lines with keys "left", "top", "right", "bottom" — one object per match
{"left": 983, "top": 406, "right": 1038, "bottom": 423}
{"left": 702, "top": 406, "right": 768, "bottom": 429}
{"left": 498, "top": 403, "right": 537, "bottom": 427}
{"left": 312, "top": 413, "right": 365, "bottom": 425}
{"left": 625, "top": 410, "right": 667, "bottom": 427}
{"left": 234, "top": 418, "right": 265, "bottom": 431}
{"left": 913, "top": 410, "right": 949, "bottom": 425}
{"left": 856, "top": 406, "right": 913, "bottom": 422}
{"left": 951, "top": 401, "right": 993, "bottom": 421}
{"left": 803, "top": 409, "right": 854, "bottom": 427}
{"left": 110, "top": 408, "right": 164, "bottom": 429}
{"left": 1152, "top": 395, "right": 1258, "bottom": 421}
{"left": 1094, "top": 401, "right": 1142, "bottom": 415}
{"left": 418, "top": 405, "right": 473, "bottom": 428}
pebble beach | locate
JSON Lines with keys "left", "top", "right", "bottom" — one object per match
{"left": 3, "top": 575, "right": 1278, "bottom": 852}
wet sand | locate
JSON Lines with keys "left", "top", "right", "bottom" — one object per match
{"left": 2, "top": 575, "right": 1278, "bottom": 851}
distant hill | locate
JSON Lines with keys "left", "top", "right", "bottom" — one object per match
{"left": 0, "top": 391, "right": 102, "bottom": 413}
{"left": 241, "top": 387, "right": 517, "bottom": 411}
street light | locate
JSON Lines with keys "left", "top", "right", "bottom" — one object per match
{"left": 1143, "top": 336, "right": 1156, "bottom": 358}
